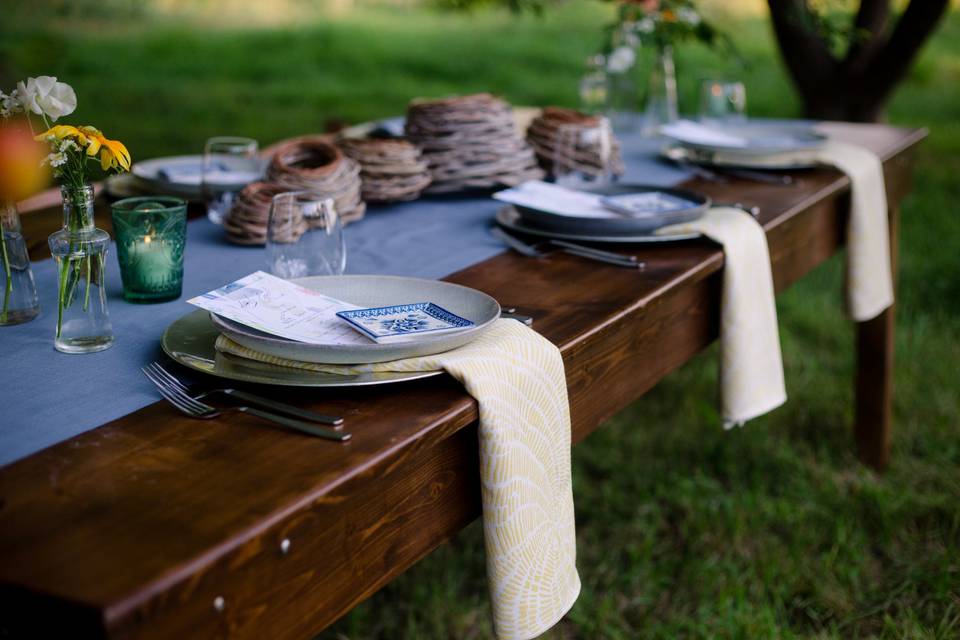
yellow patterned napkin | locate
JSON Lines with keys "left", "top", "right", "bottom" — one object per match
{"left": 813, "top": 139, "right": 894, "bottom": 321}
{"left": 217, "top": 319, "right": 580, "bottom": 639}
{"left": 658, "top": 207, "right": 787, "bottom": 426}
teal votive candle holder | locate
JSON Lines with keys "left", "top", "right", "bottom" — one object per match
{"left": 111, "top": 196, "right": 187, "bottom": 303}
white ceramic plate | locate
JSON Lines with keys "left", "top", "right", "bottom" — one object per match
{"left": 210, "top": 275, "right": 501, "bottom": 364}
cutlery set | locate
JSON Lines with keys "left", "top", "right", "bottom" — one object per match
{"left": 492, "top": 226, "right": 643, "bottom": 269}
{"left": 142, "top": 361, "right": 350, "bottom": 441}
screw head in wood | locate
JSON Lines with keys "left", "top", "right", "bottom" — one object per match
{"left": 213, "top": 596, "right": 225, "bottom": 612}
{"left": 280, "top": 538, "right": 291, "bottom": 555}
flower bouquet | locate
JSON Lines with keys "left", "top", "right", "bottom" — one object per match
{"left": 4, "top": 76, "right": 132, "bottom": 352}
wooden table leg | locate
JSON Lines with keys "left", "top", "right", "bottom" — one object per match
{"left": 854, "top": 206, "right": 900, "bottom": 471}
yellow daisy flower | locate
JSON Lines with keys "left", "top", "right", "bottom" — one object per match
{"left": 79, "top": 126, "right": 132, "bottom": 172}
{"left": 35, "top": 124, "right": 89, "bottom": 146}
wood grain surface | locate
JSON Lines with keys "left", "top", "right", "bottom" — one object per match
{"left": 0, "top": 122, "right": 925, "bottom": 639}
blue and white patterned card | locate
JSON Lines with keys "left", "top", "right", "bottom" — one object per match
{"left": 336, "top": 302, "right": 475, "bottom": 344}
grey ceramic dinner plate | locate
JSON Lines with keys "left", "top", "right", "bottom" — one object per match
{"left": 210, "top": 275, "right": 501, "bottom": 364}
{"left": 162, "top": 309, "right": 443, "bottom": 387}
{"left": 496, "top": 206, "right": 701, "bottom": 243}
{"left": 513, "top": 183, "right": 709, "bottom": 236}
{"left": 667, "top": 121, "right": 827, "bottom": 156}
{"left": 132, "top": 154, "right": 267, "bottom": 199}
{"left": 662, "top": 143, "right": 821, "bottom": 170}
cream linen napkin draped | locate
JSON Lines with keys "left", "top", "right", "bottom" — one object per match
{"left": 217, "top": 319, "right": 580, "bottom": 640}
{"left": 689, "top": 137, "right": 894, "bottom": 322}
{"left": 814, "top": 139, "right": 894, "bottom": 321}
{"left": 658, "top": 207, "right": 788, "bottom": 426}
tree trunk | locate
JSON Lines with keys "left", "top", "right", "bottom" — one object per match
{"left": 766, "top": 0, "right": 950, "bottom": 123}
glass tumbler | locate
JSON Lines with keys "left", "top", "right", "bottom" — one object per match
{"left": 111, "top": 196, "right": 188, "bottom": 303}
{"left": 266, "top": 191, "right": 345, "bottom": 279}
{"left": 551, "top": 119, "right": 617, "bottom": 189}
{"left": 202, "top": 136, "right": 260, "bottom": 225}
{"left": 698, "top": 80, "right": 747, "bottom": 124}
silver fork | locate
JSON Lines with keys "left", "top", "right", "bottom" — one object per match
{"left": 142, "top": 365, "right": 351, "bottom": 442}
{"left": 492, "top": 227, "right": 643, "bottom": 269}
{"left": 148, "top": 361, "right": 343, "bottom": 427}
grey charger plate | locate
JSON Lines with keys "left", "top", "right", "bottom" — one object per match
{"left": 162, "top": 309, "right": 442, "bottom": 387}
{"left": 496, "top": 206, "right": 700, "bottom": 243}
{"left": 513, "top": 183, "right": 709, "bottom": 236}
{"left": 210, "top": 275, "right": 501, "bottom": 365}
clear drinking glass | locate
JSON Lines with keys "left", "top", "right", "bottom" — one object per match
{"left": 266, "top": 191, "right": 345, "bottom": 279}
{"left": 579, "top": 54, "right": 609, "bottom": 115}
{"left": 551, "top": 119, "right": 617, "bottom": 189}
{"left": 202, "top": 136, "right": 260, "bottom": 225}
{"left": 698, "top": 80, "right": 747, "bottom": 125}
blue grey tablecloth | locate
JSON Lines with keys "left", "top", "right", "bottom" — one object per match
{"left": 0, "top": 135, "right": 690, "bottom": 466}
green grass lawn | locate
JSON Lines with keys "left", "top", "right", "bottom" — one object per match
{"left": 4, "top": 3, "right": 959, "bottom": 638}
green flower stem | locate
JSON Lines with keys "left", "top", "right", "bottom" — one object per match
{"left": 83, "top": 254, "right": 91, "bottom": 311}
{"left": 1, "top": 226, "right": 11, "bottom": 324}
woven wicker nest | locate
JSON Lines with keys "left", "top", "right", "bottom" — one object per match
{"left": 338, "top": 137, "right": 432, "bottom": 203}
{"left": 527, "top": 106, "right": 625, "bottom": 179}
{"left": 406, "top": 93, "right": 544, "bottom": 193}
{"left": 266, "top": 137, "right": 366, "bottom": 222}
{"left": 221, "top": 137, "right": 366, "bottom": 246}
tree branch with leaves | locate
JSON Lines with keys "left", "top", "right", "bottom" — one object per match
{"left": 767, "top": 0, "right": 950, "bottom": 122}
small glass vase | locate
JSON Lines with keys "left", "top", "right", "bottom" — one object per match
{"left": 641, "top": 44, "right": 679, "bottom": 137}
{"left": 48, "top": 184, "right": 114, "bottom": 354}
{"left": 0, "top": 200, "right": 41, "bottom": 326}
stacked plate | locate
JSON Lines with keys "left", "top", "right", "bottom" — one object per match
{"left": 130, "top": 155, "right": 266, "bottom": 200}
{"left": 265, "top": 138, "right": 366, "bottom": 223}
{"left": 405, "top": 93, "right": 544, "bottom": 193}
{"left": 161, "top": 276, "right": 502, "bottom": 387}
{"left": 494, "top": 182, "right": 709, "bottom": 244}
{"left": 338, "top": 138, "right": 432, "bottom": 202}
{"left": 526, "top": 107, "right": 624, "bottom": 179}
{"left": 660, "top": 120, "right": 827, "bottom": 169}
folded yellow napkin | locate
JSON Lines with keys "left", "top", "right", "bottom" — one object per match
{"left": 659, "top": 207, "right": 787, "bottom": 426}
{"left": 695, "top": 138, "right": 894, "bottom": 322}
{"left": 813, "top": 139, "right": 894, "bottom": 321}
{"left": 217, "top": 319, "right": 580, "bottom": 640}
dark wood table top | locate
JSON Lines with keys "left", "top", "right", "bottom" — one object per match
{"left": 0, "top": 122, "right": 926, "bottom": 639}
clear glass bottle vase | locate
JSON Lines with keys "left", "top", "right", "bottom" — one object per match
{"left": 0, "top": 200, "right": 41, "bottom": 326}
{"left": 642, "top": 44, "right": 679, "bottom": 137}
{"left": 48, "top": 184, "right": 114, "bottom": 353}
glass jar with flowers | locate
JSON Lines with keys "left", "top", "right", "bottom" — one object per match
{"left": 0, "top": 92, "right": 45, "bottom": 326}
{"left": 603, "top": 0, "right": 733, "bottom": 136}
{"left": 17, "top": 76, "right": 132, "bottom": 352}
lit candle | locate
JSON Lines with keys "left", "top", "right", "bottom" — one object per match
{"left": 112, "top": 196, "right": 188, "bottom": 303}
{"left": 131, "top": 234, "right": 175, "bottom": 291}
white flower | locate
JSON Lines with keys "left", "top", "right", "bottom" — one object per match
{"left": 0, "top": 90, "right": 23, "bottom": 119}
{"left": 43, "top": 152, "right": 68, "bottom": 168}
{"left": 58, "top": 139, "right": 80, "bottom": 153}
{"left": 606, "top": 46, "right": 637, "bottom": 74}
{"left": 637, "top": 18, "right": 656, "bottom": 34}
{"left": 16, "top": 76, "right": 77, "bottom": 121}
{"left": 678, "top": 8, "right": 701, "bottom": 25}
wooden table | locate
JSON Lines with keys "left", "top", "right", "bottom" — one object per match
{"left": 0, "top": 123, "right": 925, "bottom": 639}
